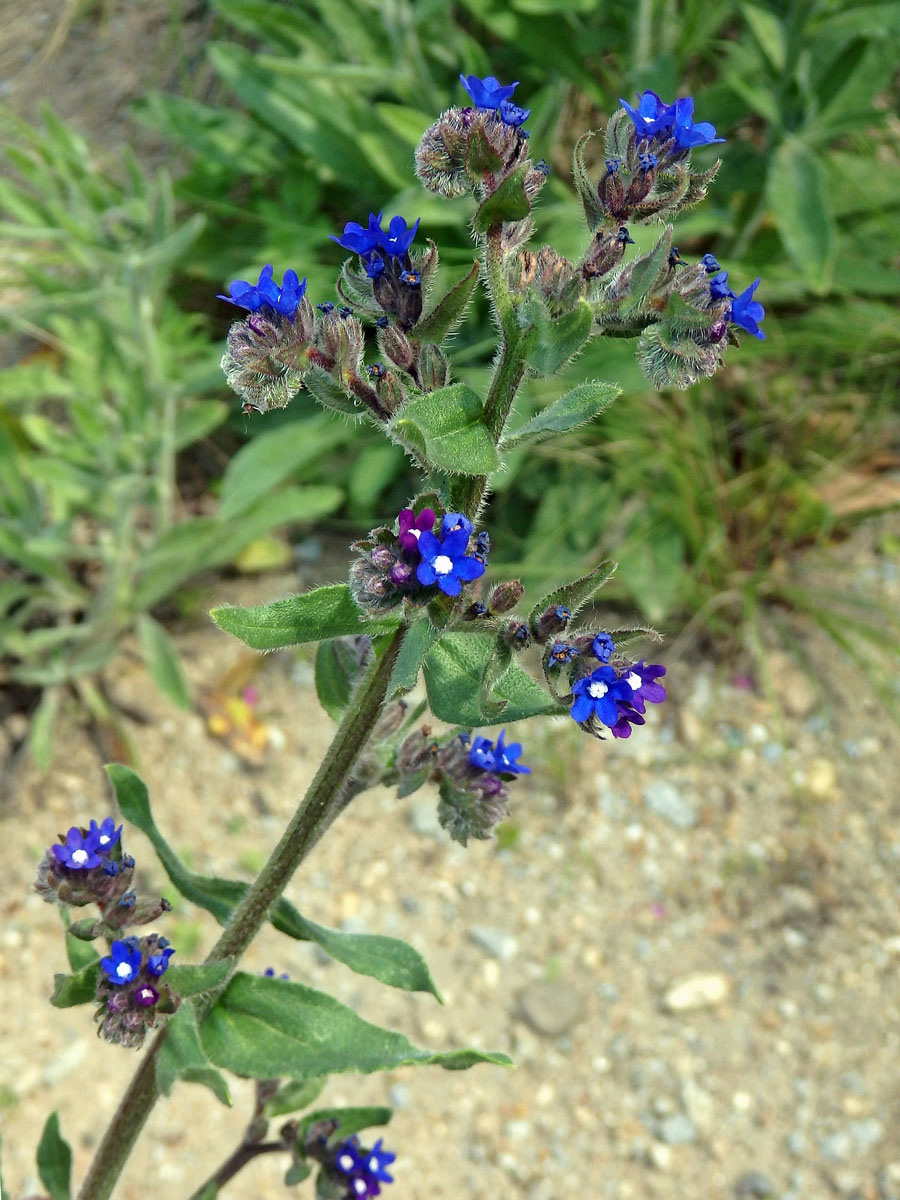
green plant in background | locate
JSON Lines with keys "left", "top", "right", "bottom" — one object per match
{"left": 24, "top": 71, "right": 752, "bottom": 1200}
{"left": 0, "top": 108, "right": 351, "bottom": 763}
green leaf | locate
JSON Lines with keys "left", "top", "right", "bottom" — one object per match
{"left": 390, "top": 385, "right": 500, "bottom": 476}
{"left": 473, "top": 164, "right": 530, "bottom": 233}
{"left": 619, "top": 227, "right": 673, "bottom": 316}
{"left": 423, "top": 633, "right": 562, "bottom": 726}
{"left": 218, "top": 419, "right": 346, "bottom": 521}
{"left": 264, "top": 1076, "right": 328, "bottom": 1119}
{"left": 28, "top": 685, "right": 60, "bottom": 770}
{"left": 64, "top": 925, "right": 100, "bottom": 971}
{"left": 740, "top": 2, "right": 786, "bottom": 70}
{"left": 767, "top": 138, "right": 836, "bottom": 292}
{"left": 37, "top": 1112, "right": 72, "bottom": 1200}
{"left": 294, "top": 916, "right": 442, "bottom": 1001}
{"left": 500, "top": 381, "right": 620, "bottom": 450}
{"left": 528, "top": 560, "right": 618, "bottom": 627}
{"left": 51, "top": 960, "right": 99, "bottom": 1008}
{"left": 522, "top": 298, "right": 593, "bottom": 375}
{"left": 387, "top": 616, "right": 440, "bottom": 697}
{"left": 314, "top": 637, "right": 363, "bottom": 721}
{"left": 297, "top": 1106, "right": 392, "bottom": 1140}
{"left": 211, "top": 585, "right": 399, "bottom": 651}
{"left": 465, "top": 123, "right": 504, "bottom": 175}
{"left": 165, "top": 961, "right": 233, "bottom": 997}
{"left": 156, "top": 1003, "right": 232, "bottom": 1105}
{"left": 616, "top": 527, "right": 685, "bottom": 623}
{"left": 302, "top": 364, "right": 366, "bottom": 417}
{"left": 107, "top": 765, "right": 441, "bottom": 997}
{"left": 200, "top": 972, "right": 512, "bottom": 1079}
{"left": 413, "top": 260, "right": 480, "bottom": 343}
{"left": 572, "top": 129, "right": 606, "bottom": 231}
{"left": 136, "top": 614, "right": 192, "bottom": 710}
{"left": 174, "top": 400, "right": 228, "bottom": 451}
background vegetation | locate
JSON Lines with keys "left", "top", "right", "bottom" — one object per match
{"left": 2, "top": 0, "right": 899, "bottom": 760}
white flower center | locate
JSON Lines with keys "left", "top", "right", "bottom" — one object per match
{"left": 588, "top": 680, "right": 608, "bottom": 700}
{"left": 116, "top": 962, "right": 133, "bottom": 980}
{"left": 338, "top": 1153, "right": 355, "bottom": 1171}
{"left": 433, "top": 554, "right": 453, "bottom": 575}
{"left": 368, "top": 1155, "right": 379, "bottom": 1172}
{"left": 626, "top": 672, "right": 641, "bottom": 690}
{"left": 99, "top": 835, "right": 111, "bottom": 846}
{"left": 72, "top": 849, "right": 88, "bottom": 865}
{"left": 410, "top": 528, "right": 421, "bottom": 540}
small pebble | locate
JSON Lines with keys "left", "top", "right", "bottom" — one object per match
{"left": 664, "top": 972, "right": 732, "bottom": 1012}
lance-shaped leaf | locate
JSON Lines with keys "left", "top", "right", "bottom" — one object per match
{"left": 619, "top": 226, "right": 673, "bottom": 317}
{"left": 768, "top": 137, "right": 836, "bottom": 292}
{"left": 521, "top": 297, "right": 593, "bottom": 375}
{"left": 51, "top": 960, "right": 99, "bottom": 1008}
{"left": 211, "top": 584, "right": 399, "bottom": 651}
{"left": 390, "top": 384, "right": 499, "bottom": 476}
{"left": 528, "top": 560, "right": 618, "bottom": 628}
{"left": 315, "top": 636, "right": 367, "bottom": 721}
{"left": 156, "top": 1003, "right": 232, "bottom": 1106}
{"left": 264, "top": 1076, "right": 328, "bottom": 1119}
{"left": 200, "top": 972, "right": 512, "bottom": 1079}
{"left": 107, "top": 765, "right": 441, "bottom": 998}
{"left": 465, "top": 123, "right": 504, "bottom": 175}
{"left": 605, "top": 108, "right": 632, "bottom": 160}
{"left": 137, "top": 614, "right": 192, "bottom": 710}
{"left": 423, "top": 633, "right": 563, "bottom": 726}
{"left": 337, "top": 260, "right": 382, "bottom": 314}
{"left": 37, "top": 1113, "right": 72, "bottom": 1200}
{"left": 413, "top": 260, "right": 480, "bottom": 343}
{"left": 573, "top": 129, "right": 606, "bottom": 231}
{"left": 218, "top": 420, "right": 347, "bottom": 521}
{"left": 302, "top": 364, "right": 366, "bottom": 417}
{"left": 297, "top": 1107, "right": 392, "bottom": 1141}
{"left": 500, "top": 381, "right": 620, "bottom": 450}
{"left": 387, "top": 615, "right": 441, "bottom": 697}
{"left": 473, "top": 164, "right": 530, "bottom": 233}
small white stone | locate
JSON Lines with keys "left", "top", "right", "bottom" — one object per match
{"left": 663, "top": 972, "right": 731, "bottom": 1012}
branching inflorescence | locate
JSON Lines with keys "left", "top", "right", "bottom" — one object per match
{"left": 34, "top": 71, "right": 765, "bottom": 1200}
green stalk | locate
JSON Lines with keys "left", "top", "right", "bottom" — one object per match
{"left": 75, "top": 625, "right": 407, "bottom": 1200}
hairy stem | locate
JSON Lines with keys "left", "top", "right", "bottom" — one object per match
{"left": 75, "top": 625, "right": 407, "bottom": 1200}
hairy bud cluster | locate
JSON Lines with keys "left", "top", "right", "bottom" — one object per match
{"left": 94, "top": 932, "right": 180, "bottom": 1049}
{"left": 416, "top": 107, "right": 529, "bottom": 199}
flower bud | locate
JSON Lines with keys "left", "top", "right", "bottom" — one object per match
{"left": 378, "top": 324, "right": 416, "bottom": 373}
{"left": 415, "top": 107, "right": 473, "bottom": 197}
{"left": 503, "top": 619, "right": 531, "bottom": 649}
{"left": 417, "top": 342, "right": 451, "bottom": 390}
{"left": 534, "top": 603, "right": 571, "bottom": 640}
{"left": 487, "top": 579, "right": 524, "bottom": 614}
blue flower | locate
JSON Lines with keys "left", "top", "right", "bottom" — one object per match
{"left": 364, "top": 1139, "right": 396, "bottom": 1184}
{"left": 88, "top": 817, "right": 122, "bottom": 856}
{"left": 440, "top": 511, "right": 473, "bottom": 539}
{"left": 399, "top": 268, "right": 421, "bottom": 287}
{"left": 101, "top": 939, "right": 143, "bottom": 986}
{"left": 700, "top": 253, "right": 721, "bottom": 274}
{"left": 460, "top": 73, "right": 518, "bottom": 110}
{"left": 332, "top": 211, "right": 384, "bottom": 256}
{"left": 52, "top": 826, "right": 102, "bottom": 871}
{"left": 672, "top": 97, "right": 725, "bottom": 148}
{"left": 709, "top": 270, "right": 734, "bottom": 301}
{"left": 218, "top": 265, "right": 307, "bottom": 320}
{"left": 468, "top": 730, "right": 530, "bottom": 775}
{"left": 592, "top": 632, "right": 615, "bottom": 663}
{"left": 619, "top": 90, "right": 675, "bottom": 138}
{"left": 378, "top": 215, "right": 421, "bottom": 257}
{"left": 499, "top": 100, "right": 530, "bottom": 128}
{"left": 416, "top": 526, "right": 485, "bottom": 597}
{"left": 620, "top": 661, "right": 667, "bottom": 713}
{"left": 549, "top": 642, "right": 579, "bottom": 666}
{"left": 362, "top": 253, "right": 386, "bottom": 280}
{"left": 570, "top": 666, "right": 633, "bottom": 727}
{"left": 639, "top": 152, "right": 658, "bottom": 171}
{"left": 729, "top": 277, "right": 766, "bottom": 340}
{"left": 146, "top": 947, "right": 175, "bottom": 976}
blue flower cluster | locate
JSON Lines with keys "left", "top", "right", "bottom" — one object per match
{"left": 52, "top": 817, "right": 121, "bottom": 871}
{"left": 619, "top": 89, "right": 724, "bottom": 149}
{"left": 218, "top": 264, "right": 307, "bottom": 320}
{"left": 568, "top": 634, "right": 667, "bottom": 738}
{"left": 334, "top": 1136, "right": 396, "bottom": 1197}
{"left": 468, "top": 730, "right": 531, "bottom": 776}
{"left": 460, "top": 73, "right": 530, "bottom": 130}
{"left": 332, "top": 210, "right": 420, "bottom": 280}
{"left": 702, "top": 255, "right": 766, "bottom": 340}
{"left": 101, "top": 935, "right": 174, "bottom": 989}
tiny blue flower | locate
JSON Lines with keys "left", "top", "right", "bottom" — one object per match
{"left": 592, "top": 632, "right": 615, "bottom": 663}
{"left": 339, "top": 306, "right": 353, "bottom": 318}
{"left": 570, "top": 666, "right": 633, "bottom": 727}
{"left": 416, "top": 526, "right": 485, "bottom": 597}
{"left": 399, "top": 268, "right": 421, "bottom": 287}
{"left": 700, "top": 253, "right": 721, "bottom": 274}
{"left": 474, "top": 530, "right": 491, "bottom": 560}
{"left": 729, "top": 277, "right": 766, "bottom": 340}
{"left": 362, "top": 253, "right": 386, "bottom": 280}
{"left": 217, "top": 265, "right": 307, "bottom": 320}
{"left": 147, "top": 946, "right": 175, "bottom": 976}
{"left": 88, "top": 817, "right": 122, "bottom": 856}
{"left": 617, "top": 226, "right": 635, "bottom": 245}
{"left": 499, "top": 99, "right": 530, "bottom": 128}
{"left": 334, "top": 1138, "right": 366, "bottom": 1176}
{"left": 317, "top": 301, "right": 335, "bottom": 315}
{"left": 331, "top": 211, "right": 384, "bottom": 256}
{"left": 102, "top": 860, "right": 120, "bottom": 877}
{"left": 460, "top": 73, "right": 518, "bottom": 110}
{"left": 378, "top": 214, "right": 421, "bottom": 257}
{"left": 549, "top": 642, "right": 579, "bottom": 666}
{"left": 620, "top": 661, "right": 667, "bottom": 713}
{"left": 101, "top": 939, "right": 143, "bottom": 986}
{"left": 672, "top": 97, "right": 725, "bottom": 148}
{"left": 468, "top": 735, "right": 496, "bottom": 771}
{"left": 364, "top": 1139, "right": 396, "bottom": 1184}
{"left": 709, "top": 270, "right": 734, "bottom": 301}
{"left": 492, "top": 730, "right": 531, "bottom": 775}
{"left": 440, "top": 512, "right": 474, "bottom": 539}
{"left": 639, "top": 152, "right": 658, "bottom": 171}
{"left": 619, "top": 90, "right": 675, "bottom": 138}
{"left": 52, "top": 827, "right": 102, "bottom": 871}
{"left": 605, "top": 158, "right": 620, "bottom": 175}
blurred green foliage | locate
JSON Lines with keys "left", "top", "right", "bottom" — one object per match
{"left": 2, "top": 0, "right": 900, "bottom": 738}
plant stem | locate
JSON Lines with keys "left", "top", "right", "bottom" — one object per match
{"left": 189, "top": 1142, "right": 284, "bottom": 1199}
{"left": 75, "top": 624, "right": 407, "bottom": 1200}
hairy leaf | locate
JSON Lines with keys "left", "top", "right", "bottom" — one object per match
{"left": 156, "top": 1003, "right": 232, "bottom": 1105}
{"left": 298, "top": 1106, "right": 392, "bottom": 1140}
{"left": 413, "top": 260, "right": 480, "bottom": 343}
{"left": 165, "top": 961, "right": 233, "bottom": 998}
{"left": 201, "top": 972, "right": 512, "bottom": 1079}
{"left": 51, "top": 961, "right": 99, "bottom": 1008}
{"left": 37, "top": 1113, "right": 72, "bottom": 1200}
{"left": 315, "top": 637, "right": 366, "bottom": 721}
{"left": 390, "top": 384, "right": 500, "bottom": 476}
{"left": 572, "top": 129, "right": 606, "bottom": 231}
{"left": 521, "top": 298, "right": 593, "bottom": 375}
{"left": 619, "top": 226, "right": 673, "bottom": 316}
{"left": 501, "top": 381, "right": 619, "bottom": 449}
{"left": 264, "top": 1076, "right": 328, "bottom": 1119}
{"left": 473, "top": 164, "right": 531, "bottom": 232}
{"left": 211, "top": 584, "right": 399, "bottom": 650}
{"left": 387, "top": 615, "right": 440, "bottom": 696}
{"left": 423, "top": 633, "right": 562, "bottom": 726}
{"left": 528, "top": 560, "right": 618, "bottom": 627}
